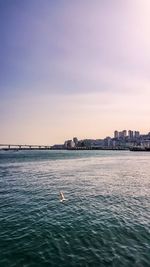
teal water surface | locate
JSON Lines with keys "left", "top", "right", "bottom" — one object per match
{"left": 0, "top": 150, "right": 150, "bottom": 267}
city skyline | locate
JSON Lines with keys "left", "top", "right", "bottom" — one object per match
{"left": 0, "top": 128, "right": 149, "bottom": 147}
{"left": 1, "top": 0, "right": 150, "bottom": 145}
{"left": 1, "top": 128, "right": 150, "bottom": 151}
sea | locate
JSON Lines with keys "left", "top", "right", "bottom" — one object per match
{"left": 0, "top": 150, "right": 149, "bottom": 267}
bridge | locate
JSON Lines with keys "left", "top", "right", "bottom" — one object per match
{"left": 0, "top": 144, "right": 52, "bottom": 150}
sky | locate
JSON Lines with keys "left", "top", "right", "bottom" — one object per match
{"left": 0, "top": 0, "right": 150, "bottom": 145}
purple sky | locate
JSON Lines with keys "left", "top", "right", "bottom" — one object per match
{"left": 0, "top": 0, "right": 150, "bottom": 144}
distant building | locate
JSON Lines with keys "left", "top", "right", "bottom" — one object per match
{"left": 91, "top": 139, "right": 103, "bottom": 149}
{"left": 114, "top": 130, "right": 119, "bottom": 139}
{"left": 64, "top": 140, "right": 75, "bottom": 149}
{"left": 128, "top": 130, "right": 134, "bottom": 139}
{"left": 118, "top": 130, "right": 127, "bottom": 139}
{"left": 134, "top": 131, "right": 140, "bottom": 138}
{"left": 112, "top": 140, "right": 117, "bottom": 148}
{"left": 104, "top": 137, "right": 111, "bottom": 147}
{"left": 118, "top": 132, "right": 122, "bottom": 139}
{"left": 73, "top": 137, "right": 78, "bottom": 146}
{"left": 81, "top": 139, "right": 93, "bottom": 148}
{"left": 122, "top": 130, "right": 127, "bottom": 138}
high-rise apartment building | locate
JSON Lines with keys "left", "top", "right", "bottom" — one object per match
{"left": 122, "top": 130, "right": 127, "bottom": 138}
{"left": 114, "top": 130, "right": 119, "bottom": 139}
{"left": 118, "top": 130, "right": 127, "bottom": 139}
{"left": 134, "top": 131, "right": 140, "bottom": 138}
{"left": 128, "top": 130, "right": 134, "bottom": 139}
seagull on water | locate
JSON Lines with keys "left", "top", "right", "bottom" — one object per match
{"left": 59, "top": 191, "right": 67, "bottom": 202}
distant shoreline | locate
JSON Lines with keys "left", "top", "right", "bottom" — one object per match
{"left": 1, "top": 147, "right": 150, "bottom": 152}
{"left": 0, "top": 147, "right": 131, "bottom": 151}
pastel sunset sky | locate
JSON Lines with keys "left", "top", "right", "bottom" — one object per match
{"left": 0, "top": 0, "right": 150, "bottom": 145}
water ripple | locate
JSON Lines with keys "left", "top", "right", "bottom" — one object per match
{"left": 0, "top": 150, "right": 150, "bottom": 266}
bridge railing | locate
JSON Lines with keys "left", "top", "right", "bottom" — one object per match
{"left": 0, "top": 144, "right": 52, "bottom": 150}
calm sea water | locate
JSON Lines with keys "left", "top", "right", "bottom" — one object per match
{"left": 0, "top": 150, "right": 150, "bottom": 267}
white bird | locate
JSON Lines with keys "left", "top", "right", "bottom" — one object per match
{"left": 59, "top": 191, "right": 67, "bottom": 202}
